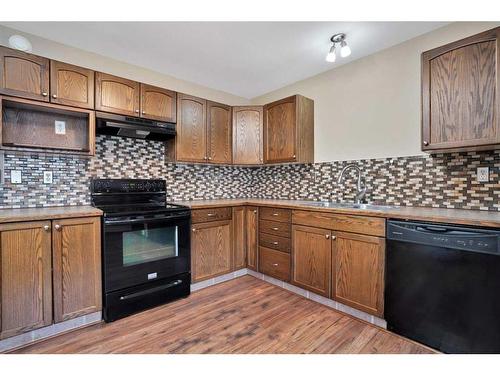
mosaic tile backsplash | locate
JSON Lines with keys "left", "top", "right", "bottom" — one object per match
{"left": 0, "top": 135, "right": 499, "bottom": 210}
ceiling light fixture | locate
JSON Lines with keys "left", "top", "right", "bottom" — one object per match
{"left": 8, "top": 35, "right": 32, "bottom": 53}
{"left": 326, "top": 33, "right": 351, "bottom": 62}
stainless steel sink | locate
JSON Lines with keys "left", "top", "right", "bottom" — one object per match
{"left": 302, "top": 201, "right": 397, "bottom": 210}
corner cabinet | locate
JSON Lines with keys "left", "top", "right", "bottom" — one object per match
{"left": 176, "top": 94, "right": 207, "bottom": 163}
{"left": 207, "top": 101, "right": 232, "bottom": 164}
{"left": 232, "top": 106, "right": 263, "bottom": 165}
{"left": 422, "top": 27, "right": 500, "bottom": 153}
{"left": 263, "top": 95, "right": 314, "bottom": 164}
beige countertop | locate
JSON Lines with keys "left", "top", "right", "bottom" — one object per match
{"left": 174, "top": 199, "right": 500, "bottom": 228}
{"left": 0, "top": 205, "right": 103, "bottom": 224}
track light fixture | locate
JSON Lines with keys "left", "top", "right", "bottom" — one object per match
{"left": 326, "top": 33, "right": 351, "bottom": 62}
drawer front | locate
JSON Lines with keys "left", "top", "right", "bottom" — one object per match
{"left": 191, "top": 207, "right": 232, "bottom": 223}
{"left": 259, "top": 219, "right": 291, "bottom": 238}
{"left": 292, "top": 210, "right": 385, "bottom": 237}
{"left": 259, "top": 247, "right": 290, "bottom": 281}
{"left": 260, "top": 207, "right": 291, "bottom": 223}
{"left": 259, "top": 232, "right": 291, "bottom": 253}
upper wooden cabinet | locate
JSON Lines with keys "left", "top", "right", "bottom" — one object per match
{"left": 263, "top": 95, "right": 314, "bottom": 164}
{"left": 95, "top": 72, "right": 140, "bottom": 116}
{"left": 233, "top": 106, "right": 263, "bottom": 165}
{"left": 176, "top": 94, "right": 207, "bottom": 162}
{"left": 0, "top": 221, "right": 52, "bottom": 339}
{"left": 207, "top": 101, "right": 232, "bottom": 164}
{"left": 422, "top": 27, "right": 500, "bottom": 152}
{"left": 0, "top": 46, "right": 50, "bottom": 102}
{"left": 50, "top": 61, "right": 94, "bottom": 109}
{"left": 140, "top": 83, "right": 176, "bottom": 122}
{"left": 52, "top": 217, "right": 101, "bottom": 323}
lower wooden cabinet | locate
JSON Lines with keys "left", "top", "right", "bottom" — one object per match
{"left": 52, "top": 217, "right": 101, "bottom": 323}
{"left": 259, "top": 247, "right": 291, "bottom": 281}
{"left": 291, "top": 225, "right": 331, "bottom": 297}
{"left": 0, "top": 221, "right": 52, "bottom": 339}
{"left": 191, "top": 220, "right": 233, "bottom": 282}
{"left": 233, "top": 207, "right": 246, "bottom": 270}
{"left": 332, "top": 231, "right": 385, "bottom": 317}
{"left": 245, "top": 207, "right": 259, "bottom": 271}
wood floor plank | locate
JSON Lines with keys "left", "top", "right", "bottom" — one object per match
{"left": 12, "top": 275, "right": 434, "bottom": 354}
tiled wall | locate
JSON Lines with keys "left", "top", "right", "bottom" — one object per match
{"left": 1, "top": 135, "right": 499, "bottom": 211}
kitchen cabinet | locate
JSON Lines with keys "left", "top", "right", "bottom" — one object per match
{"left": 332, "top": 231, "right": 385, "bottom": 317}
{"left": 95, "top": 72, "right": 140, "bottom": 116}
{"left": 191, "top": 220, "right": 233, "bottom": 282}
{"left": 0, "top": 46, "right": 50, "bottom": 102}
{"left": 259, "top": 247, "right": 291, "bottom": 281}
{"left": 263, "top": 95, "right": 314, "bottom": 164}
{"left": 0, "top": 221, "right": 52, "bottom": 339}
{"left": 291, "top": 225, "right": 331, "bottom": 297}
{"left": 245, "top": 206, "right": 259, "bottom": 271}
{"left": 422, "top": 27, "right": 500, "bottom": 152}
{"left": 140, "top": 83, "right": 176, "bottom": 122}
{"left": 233, "top": 206, "right": 246, "bottom": 270}
{"left": 207, "top": 101, "right": 232, "bottom": 164}
{"left": 50, "top": 61, "right": 94, "bottom": 109}
{"left": 232, "top": 106, "right": 263, "bottom": 164}
{"left": 176, "top": 93, "right": 207, "bottom": 162}
{"left": 52, "top": 217, "right": 101, "bottom": 323}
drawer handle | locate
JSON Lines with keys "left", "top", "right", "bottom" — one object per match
{"left": 55, "top": 224, "right": 62, "bottom": 231}
{"left": 272, "top": 227, "right": 279, "bottom": 231}
{"left": 272, "top": 213, "right": 279, "bottom": 216}
{"left": 332, "top": 236, "right": 336, "bottom": 240}
{"left": 272, "top": 263, "right": 279, "bottom": 267}
{"left": 207, "top": 213, "right": 216, "bottom": 217}
{"left": 43, "top": 225, "right": 50, "bottom": 232}
{"left": 325, "top": 234, "right": 330, "bottom": 239}
{"left": 273, "top": 241, "right": 279, "bottom": 245}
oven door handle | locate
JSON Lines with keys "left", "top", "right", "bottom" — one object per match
{"left": 105, "top": 216, "right": 188, "bottom": 225}
{"left": 119, "top": 279, "right": 183, "bottom": 301}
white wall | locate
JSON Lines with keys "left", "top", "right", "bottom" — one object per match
{"left": 252, "top": 22, "right": 500, "bottom": 162}
{"left": 0, "top": 25, "right": 250, "bottom": 106}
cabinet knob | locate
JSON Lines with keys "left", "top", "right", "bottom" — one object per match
{"left": 142, "top": 111, "right": 146, "bottom": 114}
{"left": 325, "top": 234, "right": 330, "bottom": 239}
{"left": 135, "top": 109, "right": 139, "bottom": 114}
{"left": 192, "top": 228, "right": 196, "bottom": 232}
{"left": 207, "top": 213, "right": 216, "bottom": 217}
{"left": 272, "top": 227, "right": 279, "bottom": 231}
{"left": 272, "top": 213, "right": 279, "bottom": 216}
{"left": 208, "top": 157, "right": 212, "bottom": 160}
{"left": 271, "top": 263, "right": 279, "bottom": 267}
{"left": 423, "top": 140, "right": 429, "bottom": 146}
{"left": 292, "top": 154, "right": 296, "bottom": 158}
{"left": 54, "top": 224, "right": 62, "bottom": 231}
{"left": 273, "top": 241, "right": 278, "bottom": 245}
{"left": 253, "top": 210, "right": 257, "bottom": 214}
{"left": 43, "top": 225, "right": 50, "bottom": 232}
{"left": 331, "top": 235, "right": 336, "bottom": 240}
{"left": 52, "top": 94, "right": 57, "bottom": 99}
{"left": 41, "top": 92, "right": 48, "bottom": 97}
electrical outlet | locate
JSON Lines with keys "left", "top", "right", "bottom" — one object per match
{"left": 11, "top": 170, "right": 22, "bottom": 184}
{"left": 43, "top": 171, "right": 53, "bottom": 184}
{"left": 477, "top": 167, "right": 489, "bottom": 183}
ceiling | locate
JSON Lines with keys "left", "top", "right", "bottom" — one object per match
{"left": 2, "top": 22, "right": 448, "bottom": 99}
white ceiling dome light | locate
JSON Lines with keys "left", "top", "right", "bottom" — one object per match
{"left": 8, "top": 34, "right": 32, "bottom": 52}
{"left": 326, "top": 33, "right": 351, "bottom": 62}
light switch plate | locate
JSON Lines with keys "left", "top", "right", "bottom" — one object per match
{"left": 43, "top": 171, "right": 53, "bottom": 184}
{"left": 11, "top": 170, "right": 22, "bottom": 184}
{"left": 477, "top": 167, "right": 489, "bottom": 183}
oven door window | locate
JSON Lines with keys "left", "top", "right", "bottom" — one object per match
{"left": 122, "top": 226, "right": 178, "bottom": 267}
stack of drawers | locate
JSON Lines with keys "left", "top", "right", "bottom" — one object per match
{"left": 258, "top": 207, "right": 291, "bottom": 281}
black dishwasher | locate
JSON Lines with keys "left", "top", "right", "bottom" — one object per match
{"left": 386, "top": 219, "right": 500, "bottom": 353}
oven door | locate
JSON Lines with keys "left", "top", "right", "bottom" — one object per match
{"left": 103, "top": 213, "right": 190, "bottom": 292}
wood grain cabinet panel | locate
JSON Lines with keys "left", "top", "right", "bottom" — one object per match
{"left": 259, "top": 247, "right": 291, "bottom": 281}
{"left": 232, "top": 106, "right": 263, "bottom": 164}
{"left": 0, "top": 46, "right": 49, "bottom": 102}
{"left": 191, "top": 207, "right": 232, "bottom": 224}
{"left": 50, "top": 61, "right": 94, "bottom": 109}
{"left": 207, "top": 101, "right": 232, "bottom": 164}
{"left": 422, "top": 27, "right": 500, "bottom": 152}
{"left": 95, "top": 72, "right": 140, "bottom": 116}
{"left": 140, "top": 84, "right": 176, "bottom": 122}
{"left": 245, "top": 207, "right": 259, "bottom": 271}
{"left": 292, "top": 225, "right": 331, "bottom": 297}
{"left": 263, "top": 95, "right": 314, "bottom": 164}
{"left": 0, "top": 221, "right": 52, "bottom": 339}
{"left": 52, "top": 217, "right": 101, "bottom": 323}
{"left": 233, "top": 206, "right": 246, "bottom": 270}
{"left": 176, "top": 94, "right": 207, "bottom": 162}
{"left": 332, "top": 231, "right": 385, "bottom": 317}
{"left": 191, "top": 220, "right": 232, "bottom": 282}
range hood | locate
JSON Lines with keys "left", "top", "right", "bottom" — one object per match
{"left": 96, "top": 112, "right": 176, "bottom": 141}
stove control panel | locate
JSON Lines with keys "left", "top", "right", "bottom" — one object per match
{"left": 91, "top": 179, "right": 166, "bottom": 193}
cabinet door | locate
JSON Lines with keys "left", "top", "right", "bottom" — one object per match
{"left": 291, "top": 225, "right": 331, "bottom": 297}
{"left": 52, "top": 217, "right": 101, "bottom": 323}
{"left": 0, "top": 46, "right": 49, "bottom": 102}
{"left": 332, "top": 232, "right": 385, "bottom": 317}
{"left": 0, "top": 221, "right": 52, "bottom": 339}
{"left": 207, "top": 101, "right": 232, "bottom": 164}
{"left": 140, "top": 83, "right": 176, "bottom": 122}
{"left": 264, "top": 96, "right": 296, "bottom": 163}
{"left": 245, "top": 207, "right": 259, "bottom": 271}
{"left": 95, "top": 72, "right": 140, "bottom": 116}
{"left": 233, "top": 106, "right": 263, "bottom": 164}
{"left": 191, "top": 220, "right": 232, "bottom": 282}
{"left": 50, "top": 60, "right": 94, "bottom": 109}
{"left": 176, "top": 94, "right": 207, "bottom": 162}
{"left": 422, "top": 27, "right": 500, "bottom": 152}
{"left": 233, "top": 206, "right": 246, "bottom": 270}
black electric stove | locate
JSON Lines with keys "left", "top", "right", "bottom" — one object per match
{"left": 91, "top": 179, "right": 191, "bottom": 322}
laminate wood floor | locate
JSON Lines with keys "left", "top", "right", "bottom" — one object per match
{"left": 14, "top": 276, "right": 434, "bottom": 354}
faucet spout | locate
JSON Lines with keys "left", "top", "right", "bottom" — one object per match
{"left": 337, "top": 164, "right": 366, "bottom": 204}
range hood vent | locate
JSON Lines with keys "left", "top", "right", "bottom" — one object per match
{"left": 96, "top": 112, "right": 176, "bottom": 141}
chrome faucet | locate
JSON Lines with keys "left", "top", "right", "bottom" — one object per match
{"left": 337, "top": 164, "right": 367, "bottom": 204}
